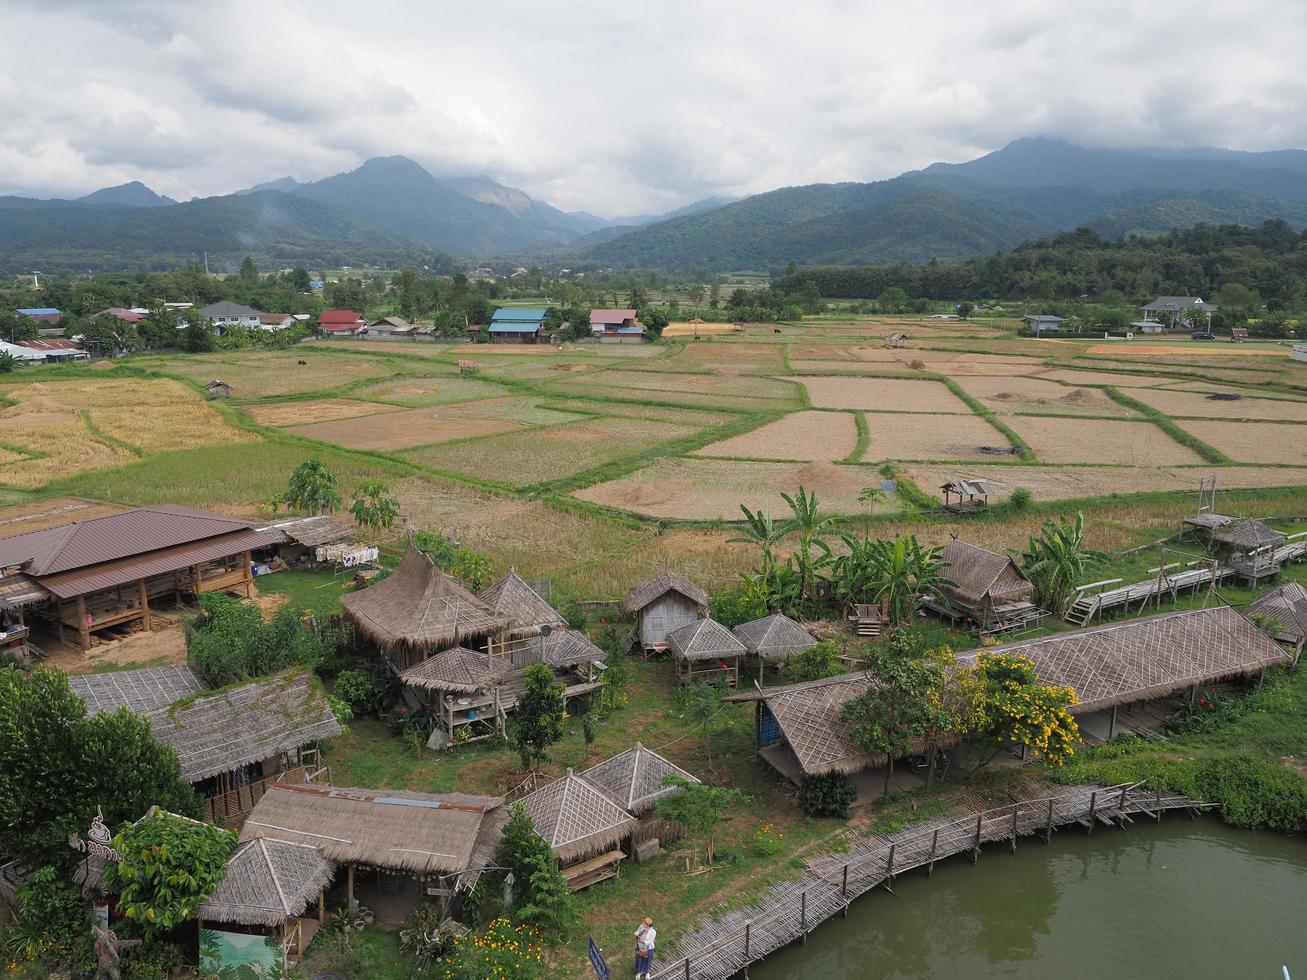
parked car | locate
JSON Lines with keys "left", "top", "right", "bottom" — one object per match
{"left": 1191, "top": 330, "right": 1216, "bottom": 340}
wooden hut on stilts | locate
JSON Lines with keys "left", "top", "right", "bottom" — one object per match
{"left": 665, "top": 617, "right": 745, "bottom": 687}
{"left": 1246, "top": 581, "right": 1307, "bottom": 665}
{"left": 520, "top": 770, "right": 639, "bottom": 891}
{"left": 624, "top": 571, "right": 709, "bottom": 653}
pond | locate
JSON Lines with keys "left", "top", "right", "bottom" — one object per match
{"left": 750, "top": 819, "right": 1307, "bottom": 980}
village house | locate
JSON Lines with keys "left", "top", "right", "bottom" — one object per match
{"left": 367, "top": 315, "right": 416, "bottom": 340}
{"left": 257, "top": 313, "right": 298, "bottom": 330}
{"left": 0, "top": 505, "right": 276, "bottom": 651}
{"left": 1022, "top": 314, "right": 1064, "bottom": 335}
{"left": 15, "top": 306, "right": 62, "bottom": 325}
{"left": 199, "top": 301, "right": 264, "bottom": 332}
{"left": 1140, "top": 296, "right": 1215, "bottom": 330}
{"left": 588, "top": 308, "right": 647, "bottom": 343}
{"left": 317, "top": 309, "right": 368, "bottom": 335}
{"left": 487, "top": 308, "right": 549, "bottom": 344}
{"left": 15, "top": 337, "right": 88, "bottom": 362}
{"left": 927, "top": 537, "right": 1045, "bottom": 634}
{"left": 0, "top": 340, "right": 49, "bottom": 364}
{"left": 625, "top": 570, "right": 710, "bottom": 652}
{"left": 93, "top": 307, "right": 144, "bottom": 326}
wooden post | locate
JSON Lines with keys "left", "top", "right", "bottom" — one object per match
{"left": 970, "top": 814, "right": 982, "bottom": 863}
{"left": 1045, "top": 798, "right": 1055, "bottom": 842}
{"left": 1118, "top": 784, "right": 1129, "bottom": 813}
{"left": 319, "top": 888, "right": 325, "bottom": 924}
{"left": 1107, "top": 705, "right": 1118, "bottom": 740}
{"left": 800, "top": 890, "right": 807, "bottom": 938}
{"left": 684, "top": 956, "right": 691, "bottom": 980}
{"left": 75, "top": 594, "right": 90, "bottom": 650}
{"left": 137, "top": 578, "right": 151, "bottom": 631}
{"left": 242, "top": 549, "right": 254, "bottom": 598}
{"left": 743, "top": 920, "right": 751, "bottom": 959}
{"left": 347, "top": 863, "right": 355, "bottom": 910}
{"left": 928, "top": 828, "right": 939, "bottom": 875}
{"left": 885, "top": 843, "right": 896, "bottom": 882}
{"left": 841, "top": 863, "right": 848, "bottom": 896}
{"left": 1087, "top": 791, "right": 1097, "bottom": 832}
{"left": 1155, "top": 787, "right": 1163, "bottom": 822}
{"left": 1010, "top": 804, "right": 1019, "bottom": 853}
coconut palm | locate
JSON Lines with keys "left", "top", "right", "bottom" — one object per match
{"left": 1019, "top": 511, "right": 1107, "bottom": 616}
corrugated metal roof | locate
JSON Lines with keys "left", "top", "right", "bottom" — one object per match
{"left": 0, "top": 505, "right": 260, "bottom": 577}
{"left": 319, "top": 309, "right": 364, "bottom": 324}
{"left": 488, "top": 322, "right": 544, "bottom": 333}
{"left": 38, "top": 527, "right": 277, "bottom": 599}
{"left": 490, "top": 308, "right": 548, "bottom": 322}
{"left": 16, "top": 308, "right": 61, "bottom": 316}
{"left": 199, "top": 302, "right": 263, "bottom": 318}
{"left": 17, "top": 338, "right": 84, "bottom": 352}
{"left": 589, "top": 308, "right": 637, "bottom": 324}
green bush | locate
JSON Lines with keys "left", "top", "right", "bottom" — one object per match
{"left": 784, "top": 641, "right": 846, "bottom": 683}
{"left": 334, "top": 668, "right": 376, "bottom": 714}
{"left": 188, "top": 592, "right": 345, "bottom": 686}
{"left": 797, "top": 772, "right": 857, "bottom": 819}
{"left": 1, "top": 867, "right": 95, "bottom": 975}
{"left": 1007, "top": 487, "right": 1033, "bottom": 511}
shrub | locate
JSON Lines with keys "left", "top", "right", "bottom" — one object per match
{"left": 797, "top": 772, "right": 856, "bottom": 819}
{"left": 434, "top": 918, "right": 543, "bottom": 979}
{"left": 188, "top": 593, "right": 345, "bottom": 686}
{"left": 334, "top": 668, "right": 376, "bottom": 714}
{"left": 1007, "top": 487, "right": 1033, "bottom": 511}
{"left": 1, "top": 866, "right": 95, "bottom": 975}
{"left": 785, "top": 641, "right": 845, "bottom": 683}
{"left": 753, "top": 821, "right": 785, "bottom": 857}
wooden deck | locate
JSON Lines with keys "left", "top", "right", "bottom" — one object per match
{"left": 1067, "top": 563, "right": 1231, "bottom": 626}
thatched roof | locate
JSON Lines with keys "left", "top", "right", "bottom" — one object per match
{"left": 145, "top": 671, "right": 341, "bottom": 783}
{"left": 1246, "top": 582, "right": 1307, "bottom": 643}
{"left": 732, "top": 613, "right": 817, "bottom": 661}
{"left": 69, "top": 664, "right": 207, "bottom": 715}
{"left": 940, "top": 538, "right": 1032, "bottom": 605}
{"left": 958, "top": 605, "right": 1291, "bottom": 713}
{"left": 521, "top": 769, "right": 639, "bottom": 863}
{"left": 400, "top": 647, "right": 511, "bottom": 694}
{"left": 242, "top": 784, "right": 507, "bottom": 877}
{"left": 258, "top": 515, "right": 354, "bottom": 548}
{"left": 666, "top": 618, "right": 746, "bottom": 663}
{"left": 341, "top": 544, "right": 509, "bottom": 650}
{"left": 624, "top": 571, "right": 709, "bottom": 615}
{"left": 724, "top": 672, "right": 939, "bottom": 776}
{"left": 0, "top": 572, "right": 48, "bottom": 611}
{"left": 199, "top": 838, "right": 334, "bottom": 926}
{"left": 1211, "top": 518, "right": 1287, "bottom": 552}
{"left": 479, "top": 569, "right": 566, "bottom": 639}
{"left": 580, "top": 744, "right": 700, "bottom": 816}
{"left": 540, "top": 627, "right": 606, "bottom": 668}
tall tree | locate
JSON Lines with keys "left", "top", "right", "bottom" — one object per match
{"left": 279, "top": 459, "right": 342, "bottom": 514}
{"left": 349, "top": 480, "right": 400, "bottom": 532}
{"left": 237, "top": 255, "right": 259, "bottom": 282}
{"left": 509, "top": 665, "right": 565, "bottom": 770}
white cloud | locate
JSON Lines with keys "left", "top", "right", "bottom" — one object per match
{"left": 1, "top": 0, "right": 1305, "bottom": 214}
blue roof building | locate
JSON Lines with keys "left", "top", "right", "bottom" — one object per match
{"left": 17, "top": 307, "right": 62, "bottom": 318}
{"left": 488, "top": 308, "right": 549, "bottom": 344}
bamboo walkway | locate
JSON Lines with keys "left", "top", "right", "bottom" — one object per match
{"left": 648, "top": 783, "right": 1212, "bottom": 980}
{"left": 1067, "top": 565, "right": 1232, "bottom": 626}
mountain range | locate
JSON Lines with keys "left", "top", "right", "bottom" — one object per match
{"left": 3, "top": 138, "right": 1307, "bottom": 273}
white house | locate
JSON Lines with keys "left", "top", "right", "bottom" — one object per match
{"left": 198, "top": 302, "right": 264, "bottom": 332}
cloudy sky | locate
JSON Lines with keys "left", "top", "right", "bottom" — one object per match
{"left": 3, "top": 0, "right": 1305, "bottom": 215}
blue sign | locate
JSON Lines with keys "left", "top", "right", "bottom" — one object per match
{"left": 588, "top": 935, "right": 610, "bottom": 980}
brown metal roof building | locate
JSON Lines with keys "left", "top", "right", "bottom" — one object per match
{"left": 0, "top": 505, "right": 278, "bottom": 650}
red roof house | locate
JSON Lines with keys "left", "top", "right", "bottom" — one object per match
{"left": 318, "top": 309, "right": 368, "bottom": 335}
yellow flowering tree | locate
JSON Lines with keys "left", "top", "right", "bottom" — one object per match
{"left": 974, "top": 652, "right": 1079, "bottom": 769}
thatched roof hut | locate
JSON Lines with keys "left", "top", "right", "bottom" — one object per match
{"left": 666, "top": 618, "right": 746, "bottom": 662}
{"left": 624, "top": 571, "right": 709, "bottom": 614}
{"left": 958, "top": 605, "right": 1291, "bottom": 713}
{"left": 479, "top": 569, "right": 566, "bottom": 640}
{"left": 1211, "top": 518, "right": 1286, "bottom": 553}
{"left": 144, "top": 670, "right": 341, "bottom": 783}
{"left": 939, "top": 538, "right": 1032, "bottom": 608}
{"left": 258, "top": 515, "right": 354, "bottom": 549}
{"left": 341, "top": 544, "right": 509, "bottom": 654}
{"left": 199, "top": 838, "right": 334, "bottom": 927}
{"left": 1246, "top": 582, "right": 1307, "bottom": 647}
{"left": 539, "top": 627, "right": 606, "bottom": 668}
{"left": 400, "top": 647, "right": 511, "bottom": 694}
{"left": 732, "top": 613, "right": 817, "bottom": 661}
{"left": 242, "top": 784, "right": 507, "bottom": 877}
{"left": 69, "top": 664, "right": 207, "bottom": 715}
{"left": 521, "top": 769, "right": 639, "bottom": 864}
{"left": 580, "top": 744, "right": 699, "bottom": 816}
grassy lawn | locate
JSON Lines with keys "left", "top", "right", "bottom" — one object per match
{"left": 255, "top": 568, "right": 351, "bottom": 616}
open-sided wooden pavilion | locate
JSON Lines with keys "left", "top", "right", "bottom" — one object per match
{"left": 940, "top": 477, "right": 991, "bottom": 513}
{"left": 1210, "top": 518, "right": 1288, "bottom": 584}
{"left": 341, "top": 544, "right": 509, "bottom": 670}
{"left": 928, "top": 537, "right": 1044, "bottom": 634}
{"left": 1246, "top": 581, "right": 1307, "bottom": 663}
{"left": 242, "top": 784, "right": 507, "bottom": 918}
{"left": 625, "top": 571, "right": 709, "bottom": 652}
{"left": 521, "top": 769, "right": 639, "bottom": 890}
{"left": 733, "top": 613, "right": 817, "bottom": 683}
{"left": 198, "top": 837, "right": 335, "bottom": 971}
{"left": 0, "top": 505, "right": 277, "bottom": 651}
{"left": 579, "top": 743, "right": 700, "bottom": 817}
{"left": 665, "top": 617, "right": 745, "bottom": 686}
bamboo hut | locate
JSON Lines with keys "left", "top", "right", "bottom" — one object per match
{"left": 733, "top": 613, "right": 816, "bottom": 683}
{"left": 242, "top": 784, "right": 507, "bottom": 917}
{"left": 340, "top": 544, "right": 509, "bottom": 669}
{"left": 665, "top": 617, "right": 745, "bottom": 686}
{"left": 1246, "top": 581, "right": 1307, "bottom": 663}
{"left": 479, "top": 569, "right": 566, "bottom": 642}
{"left": 69, "top": 663, "right": 206, "bottom": 715}
{"left": 143, "top": 670, "right": 342, "bottom": 826}
{"left": 521, "top": 769, "right": 639, "bottom": 890}
{"left": 1210, "top": 518, "right": 1288, "bottom": 583}
{"left": 929, "top": 537, "right": 1044, "bottom": 634}
{"left": 580, "top": 743, "right": 699, "bottom": 817}
{"left": 198, "top": 838, "right": 335, "bottom": 972}
{"left": 940, "top": 477, "right": 991, "bottom": 513}
{"left": 957, "top": 605, "right": 1292, "bottom": 741}
{"left": 625, "top": 571, "right": 709, "bottom": 652}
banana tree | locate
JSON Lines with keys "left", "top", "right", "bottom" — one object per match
{"left": 778, "top": 487, "right": 836, "bottom": 609}
{"left": 1019, "top": 511, "right": 1107, "bottom": 616}
{"left": 728, "top": 505, "right": 783, "bottom": 592}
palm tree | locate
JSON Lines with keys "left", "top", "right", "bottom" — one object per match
{"left": 1019, "top": 511, "right": 1107, "bottom": 617}
{"left": 778, "top": 487, "right": 836, "bottom": 607}
{"left": 728, "top": 505, "right": 783, "bottom": 591}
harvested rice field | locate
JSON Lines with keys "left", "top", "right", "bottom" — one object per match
{"left": 905, "top": 462, "right": 1307, "bottom": 502}
{"left": 1177, "top": 420, "right": 1307, "bottom": 465}
{"left": 1011, "top": 416, "right": 1202, "bottom": 465}
{"left": 956, "top": 376, "right": 1139, "bottom": 416}
{"left": 0, "top": 498, "right": 126, "bottom": 539}
{"left": 352, "top": 375, "right": 509, "bottom": 406}
{"left": 574, "top": 457, "right": 901, "bottom": 520}
{"left": 1038, "top": 369, "right": 1175, "bottom": 387}
{"left": 661, "top": 322, "right": 744, "bottom": 337}
{"left": 404, "top": 416, "right": 702, "bottom": 485}
{"left": 543, "top": 382, "right": 787, "bottom": 412}
{"left": 285, "top": 411, "right": 522, "bottom": 451}
{"left": 1121, "top": 388, "right": 1307, "bottom": 421}
{"left": 862, "top": 413, "right": 1012, "bottom": 462}
{"left": 693, "top": 411, "right": 859, "bottom": 461}
{"left": 244, "top": 398, "right": 403, "bottom": 426}
{"left": 1086, "top": 343, "right": 1289, "bottom": 358}
{"left": 576, "top": 369, "right": 798, "bottom": 401}
{"left": 795, "top": 376, "right": 972, "bottom": 413}
{"left": 133, "top": 350, "right": 391, "bottom": 396}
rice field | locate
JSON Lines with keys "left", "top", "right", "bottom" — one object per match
{"left": 861, "top": 413, "right": 1011, "bottom": 462}
{"left": 1121, "top": 388, "right": 1307, "bottom": 421}
{"left": 1177, "top": 420, "right": 1307, "bottom": 465}
{"left": 352, "top": 374, "right": 510, "bottom": 406}
{"left": 244, "top": 398, "right": 403, "bottom": 426}
{"left": 132, "top": 350, "right": 393, "bottom": 396}
{"left": 1010, "top": 416, "right": 1203, "bottom": 465}
{"left": 572, "top": 368, "right": 799, "bottom": 401}
{"left": 795, "top": 376, "right": 972, "bottom": 413}
{"left": 694, "top": 411, "right": 859, "bottom": 461}
{"left": 955, "top": 376, "right": 1139, "bottom": 416}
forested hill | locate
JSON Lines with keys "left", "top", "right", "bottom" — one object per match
{"left": 774, "top": 222, "right": 1307, "bottom": 314}
{"left": 577, "top": 139, "right": 1307, "bottom": 271}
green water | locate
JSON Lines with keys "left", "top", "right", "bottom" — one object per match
{"left": 751, "top": 820, "right": 1307, "bottom": 980}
